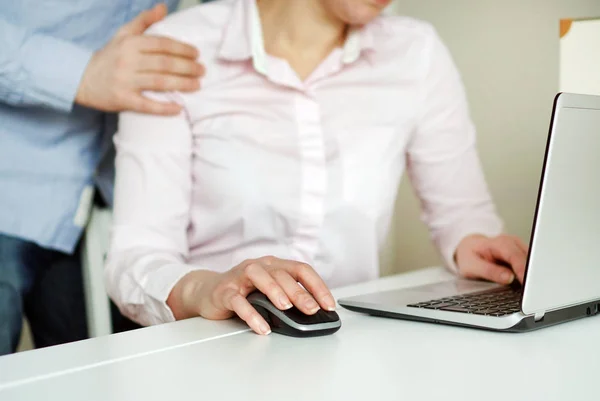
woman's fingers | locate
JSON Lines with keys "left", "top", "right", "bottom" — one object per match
{"left": 292, "top": 262, "right": 336, "bottom": 311}
{"left": 220, "top": 256, "right": 335, "bottom": 334}
{"left": 514, "top": 236, "right": 529, "bottom": 256}
{"left": 271, "top": 268, "right": 321, "bottom": 314}
{"left": 243, "top": 258, "right": 323, "bottom": 315}
{"left": 462, "top": 258, "right": 516, "bottom": 285}
{"left": 223, "top": 289, "right": 271, "bottom": 335}
{"left": 244, "top": 262, "right": 293, "bottom": 311}
{"left": 456, "top": 234, "right": 530, "bottom": 285}
{"left": 274, "top": 258, "right": 336, "bottom": 311}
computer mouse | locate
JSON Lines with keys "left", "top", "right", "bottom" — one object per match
{"left": 247, "top": 291, "right": 341, "bottom": 337}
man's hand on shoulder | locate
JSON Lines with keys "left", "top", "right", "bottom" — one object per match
{"left": 75, "top": 3, "right": 205, "bottom": 115}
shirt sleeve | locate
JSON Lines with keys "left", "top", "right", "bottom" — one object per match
{"left": 0, "top": 16, "right": 92, "bottom": 111}
{"left": 405, "top": 26, "right": 504, "bottom": 273}
{"left": 104, "top": 92, "right": 203, "bottom": 326}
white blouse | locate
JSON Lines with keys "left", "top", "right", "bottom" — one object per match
{"left": 105, "top": 0, "right": 503, "bottom": 326}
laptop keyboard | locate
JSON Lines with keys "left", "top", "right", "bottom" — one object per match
{"left": 407, "top": 286, "right": 522, "bottom": 316}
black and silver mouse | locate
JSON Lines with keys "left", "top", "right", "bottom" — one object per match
{"left": 247, "top": 291, "right": 341, "bottom": 337}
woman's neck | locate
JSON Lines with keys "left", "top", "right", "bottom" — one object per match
{"left": 257, "top": 0, "right": 348, "bottom": 80}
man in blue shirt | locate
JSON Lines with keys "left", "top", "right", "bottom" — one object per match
{"left": 0, "top": 1, "right": 208, "bottom": 355}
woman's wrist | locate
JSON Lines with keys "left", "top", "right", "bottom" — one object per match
{"left": 167, "top": 270, "right": 220, "bottom": 320}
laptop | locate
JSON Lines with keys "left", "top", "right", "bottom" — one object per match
{"left": 338, "top": 92, "right": 600, "bottom": 332}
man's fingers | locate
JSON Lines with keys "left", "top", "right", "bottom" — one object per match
{"left": 271, "top": 269, "right": 321, "bottom": 315}
{"left": 118, "top": 4, "right": 167, "bottom": 37}
{"left": 139, "top": 54, "right": 205, "bottom": 77}
{"left": 127, "top": 94, "right": 182, "bottom": 115}
{"left": 138, "top": 36, "right": 199, "bottom": 59}
{"left": 224, "top": 291, "right": 271, "bottom": 336}
{"left": 134, "top": 73, "right": 200, "bottom": 93}
{"left": 462, "top": 259, "right": 516, "bottom": 285}
{"left": 244, "top": 263, "right": 292, "bottom": 311}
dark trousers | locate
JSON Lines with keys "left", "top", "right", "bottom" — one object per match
{"left": 0, "top": 233, "right": 88, "bottom": 355}
{"left": 0, "top": 232, "right": 140, "bottom": 356}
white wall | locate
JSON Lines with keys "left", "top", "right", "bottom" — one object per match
{"left": 560, "top": 19, "right": 600, "bottom": 95}
{"left": 379, "top": 0, "right": 600, "bottom": 276}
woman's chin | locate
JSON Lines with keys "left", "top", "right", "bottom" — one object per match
{"left": 346, "top": 12, "right": 382, "bottom": 26}
{"left": 341, "top": 4, "right": 386, "bottom": 26}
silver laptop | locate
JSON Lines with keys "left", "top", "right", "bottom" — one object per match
{"left": 338, "top": 92, "right": 600, "bottom": 332}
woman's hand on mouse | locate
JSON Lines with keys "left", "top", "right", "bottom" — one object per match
{"left": 454, "top": 234, "right": 529, "bottom": 285}
{"left": 167, "top": 256, "right": 336, "bottom": 335}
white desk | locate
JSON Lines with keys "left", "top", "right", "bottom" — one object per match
{"left": 1, "top": 267, "right": 598, "bottom": 401}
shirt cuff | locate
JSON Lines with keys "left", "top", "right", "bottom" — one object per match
{"left": 143, "top": 263, "right": 206, "bottom": 325}
{"left": 22, "top": 34, "right": 93, "bottom": 112}
{"left": 436, "top": 216, "right": 504, "bottom": 274}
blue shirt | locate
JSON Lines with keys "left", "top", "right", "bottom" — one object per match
{"left": 0, "top": 0, "right": 186, "bottom": 253}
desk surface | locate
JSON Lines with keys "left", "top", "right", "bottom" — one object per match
{"left": 1, "top": 267, "right": 598, "bottom": 401}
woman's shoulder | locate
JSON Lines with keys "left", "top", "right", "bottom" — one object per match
{"left": 367, "top": 14, "right": 442, "bottom": 47}
{"left": 143, "top": 0, "right": 237, "bottom": 51}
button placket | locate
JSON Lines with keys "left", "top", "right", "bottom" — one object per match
{"left": 290, "top": 92, "right": 327, "bottom": 264}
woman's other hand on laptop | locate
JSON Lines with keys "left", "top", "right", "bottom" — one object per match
{"left": 454, "top": 234, "right": 529, "bottom": 285}
{"left": 166, "top": 256, "right": 336, "bottom": 336}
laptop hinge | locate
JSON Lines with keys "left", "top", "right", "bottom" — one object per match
{"left": 534, "top": 311, "right": 545, "bottom": 322}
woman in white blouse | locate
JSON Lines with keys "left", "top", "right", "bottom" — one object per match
{"left": 106, "top": 0, "right": 528, "bottom": 335}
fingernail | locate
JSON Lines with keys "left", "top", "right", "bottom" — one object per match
{"left": 325, "top": 295, "right": 336, "bottom": 311}
{"left": 280, "top": 296, "right": 292, "bottom": 310}
{"left": 259, "top": 322, "right": 271, "bottom": 335}
{"left": 306, "top": 299, "right": 320, "bottom": 313}
{"left": 502, "top": 272, "right": 515, "bottom": 284}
